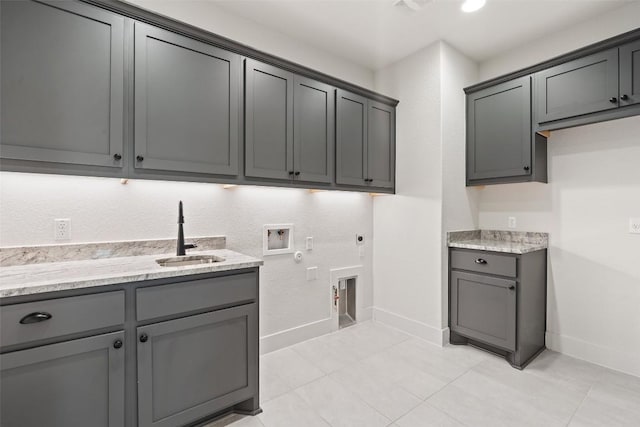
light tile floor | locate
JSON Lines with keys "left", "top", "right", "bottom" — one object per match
{"left": 206, "top": 321, "right": 640, "bottom": 427}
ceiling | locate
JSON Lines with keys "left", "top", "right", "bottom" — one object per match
{"left": 208, "top": 0, "right": 632, "bottom": 69}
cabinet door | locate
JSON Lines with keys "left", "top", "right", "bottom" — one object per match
{"left": 245, "top": 59, "right": 294, "bottom": 180}
{"left": 0, "top": 331, "right": 125, "bottom": 427}
{"left": 450, "top": 271, "right": 516, "bottom": 351}
{"left": 620, "top": 40, "right": 640, "bottom": 107}
{"left": 467, "top": 76, "right": 532, "bottom": 182}
{"left": 134, "top": 22, "right": 240, "bottom": 176}
{"left": 336, "top": 89, "right": 368, "bottom": 186}
{"left": 536, "top": 49, "right": 619, "bottom": 124}
{"left": 0, "top": 0, "right": 124, "bottom": 167}
{"left": 293, "top": 76, "right": 335, "bottom": 183}
{"left": 367, "top": 101, "right": 395, "bottom": 188}
{"left": 137, "top": 304, "right": 257, "bottom": 427}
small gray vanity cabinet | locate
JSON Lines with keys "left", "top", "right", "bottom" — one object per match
{"left": 466, "top": 76, "right": 547, "bottom": 186}
{"left": 0, "top": 0, "right": 125, "bottom": 175}
{"left": 0, "top": 269, "right": 260, "bottom": 427}
{"left": 0, "top": 292, "right": 126, "bottom": 427}
{"left": 336, "top": 90, "right": 395, "bottom": 189}
{"left": 449, "top": 248, "right": 547, "bottom": 369}
{"left": 535, "top": 40, "right": 640, "bottom": 129}
{"left": 133, "top": 22, "right": 240, "bottom": 177}
{"left": 244, "top": 59, "right": 335, "bottom": 184}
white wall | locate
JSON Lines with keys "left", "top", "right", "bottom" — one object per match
{"left": 476, "top": 3, "right": 640, "bottom": 376}
{"left": 124, "top": 0, "right": 374, "bottom": 90}
{"left": 0, "top": 173, "right": 374, "bottom": 351}
{"left": 372, "top": 42, "right": 479, "bottom": 343}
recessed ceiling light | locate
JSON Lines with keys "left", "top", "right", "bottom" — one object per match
{"left": 461, "top": 0, "right": 486, "bottom": 13}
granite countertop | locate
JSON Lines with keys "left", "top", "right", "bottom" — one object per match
{"left": 447, "top": 230, "right": 548, "bottom": 254}
{"left": 0, "top": 249, "right": 263, "bottom": 298}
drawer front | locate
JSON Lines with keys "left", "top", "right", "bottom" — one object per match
{"left": 450, "top": 271, "right": 516, "bottom": 351}
{"left": 1, "top": 291, "right": 125, "bottom": 349}
{"left": 136, "top": 272, "right": 257, "bottom": 321}
{"left": 450, "top": 249, "right": 516, "bottom": 277}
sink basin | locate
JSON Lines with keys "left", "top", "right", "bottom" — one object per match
{"left": 156, "top": 254, "right": 225, "bottom": 267}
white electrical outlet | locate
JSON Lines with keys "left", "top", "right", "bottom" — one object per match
{"left": 508, "top": 217, "right": 517, "bottom": 229}
{"left": 358, "top": 245, "right": 365, "bottom": 258}
{"left": 630, "top": 218, "right": 640, "bottom": 234}
{"left": 54, "top": 218, "right": 71, "bottom": 240}
{"left": 306, "top": 266, "right": 318, "bottom": 281}
{"left": 306, "top": 237, "right": 313, "bottom": 250}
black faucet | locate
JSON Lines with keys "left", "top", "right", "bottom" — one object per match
{"left": 177, "top": 201, "right": 197, "bottom": 256}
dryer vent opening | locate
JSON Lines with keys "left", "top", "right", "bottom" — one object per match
{"left": 338, "top": 277, "right": 356, "bottom": 329}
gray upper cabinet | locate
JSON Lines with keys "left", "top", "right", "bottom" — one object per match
{"left": 535, "top": 49, "right": 619, "bottom": 125}
{"left": 134, "top": 22, "right": 240, "bottom": 176}
{"left": 137, "top": 303, "right": 257, "bottom": 427}
{"left": 336, "top": 90, "right": 395, "bottom": 189}
{"left": 0, "top": 331, "right": 125, "bottom": 427}
{"left": 367, "top": 101, "right": 395, "bottom": 188}
{"left": 245, "top": 59, "right": 294, "bottom": 181}
{"left": 336, "top": 90, "right": 368, "bottom": 186}
{"left": 0, "top": 0, "right": 124, "bottom": 168}
{"left": 293, "top": 75, "right": 335, "bottom": 183}
{"left": 467, "top": 76, "right": 533, "bottom": 183}
{"left": 620, "top": 39, "right": 640, "bottom": 107}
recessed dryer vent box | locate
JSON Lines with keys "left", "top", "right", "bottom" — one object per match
{"left": 263, "top": 224, "right": 294, "bottom": 256}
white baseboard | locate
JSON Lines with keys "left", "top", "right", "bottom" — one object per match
{"left": 546, "top": 331, "right": 640, "bottom": 378}
{"left": 260, "top": 306, "right": 374, "bottom": 355}
{"left": 372, "top": 307, "right": 447, "bottom": 346}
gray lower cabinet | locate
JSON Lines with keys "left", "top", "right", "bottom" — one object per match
{"left": 134, "top": 22, "right": 240, "bottom": 176}
{"left": 449, "top": 248, "right": 547, "bottom": 369}
{"left": 466, "top": 76, "right": 546, "bottom": 186}
{"left": 137, "top": 304, "right": 257, "bottom": 427}
{"left": 336, "top": 90, "right": 395, "bottom": 189}
{"left": 0, "top": 0, "right": 125, "bottom": 170}
{"left": 244, "top": 59, "right": 335, "bottom": 184}
{"left": 0, "top": 331, "right": 125, "bottom": 427}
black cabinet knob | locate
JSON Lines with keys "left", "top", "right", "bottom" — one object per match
{"left": 524, "top": 166, "right": 530, "bottom": 171}
{"left": 294, "top": 171, "right": 300, "bottom": 176}
{"left": 508, "top": 285, "right": 516, "bottom": 290}
{"left": 139, "top": 333, "right": 148, "bottom": 343}
{"left": 113, "top": 339, "right": 123, "bottom": 349}
{"left": 136, "top": 155, "right": 144, "bottom": 162}
{"left": 609, "top": 97, "right": 618, "bottom": 104}
{"left": 364, "top": 178, "right": 372, "bottom": 183}
{"left": 288, "top": 171, "right": 294, "bottom": 175}
{"left": 474, "top": 258, "right": 487, "bottom": 265}
{"left": 113, "top": 153, "right": 122, "bottom": 161}
{"left": 621, "top": 94, "right": 629, "bottom": 101}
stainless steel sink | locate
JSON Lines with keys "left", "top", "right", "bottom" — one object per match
{"left": 155, "top": 254, "right": 225, "bottom": 267}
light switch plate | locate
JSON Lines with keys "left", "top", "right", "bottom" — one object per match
{"left": 358, "top": 245, "right": 365, "bottom": 258}
{"left": 630, "top": 218, "right": 640, "bottom": 234}
{"left": 306, "top": 237, "right": 313, "bottom": 250}
{"left": 306, "top": 267, "right": 318, "bottom": 281}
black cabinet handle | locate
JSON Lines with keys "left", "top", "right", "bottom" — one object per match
{"left": 113, "top": 339, "right": 123, "bottom": 349}
{"left": 139, "top": 333, "right": 148, "bottom": 343}
{"left": 113, "top": 153, "right": 122, "bottom": 161}
{"left": 288, "top": 171, "right": 294, "bottom": 175}
{"left": 136, "top": 155, "right": 144, "bottom": 162}
{"left": 474, "top": 258, "right": 487, "bottom": 265}
{"left": 19, "top": 312, "right": 52, "bottom": 324}
{"left": 620, "top": 94, "right": 629, "bottom": 101}
{"left": 524, "top": 166, "right": 530, "bottom": 171}
{"left": 294, "top": 171, "right": 300, "bottom": 176}
{"left": 365, "top": 178, "right": 373, "bottom": 183}
{"left": 609, "top": 97, "right": 617, "bottom": 104}
{"left": 508, "top": 285, "right": 516, "bottom": 290}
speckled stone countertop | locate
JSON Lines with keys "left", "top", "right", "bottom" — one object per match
{"left": 0, "top": 249, "right": 263, "bottom": 298}
{"left": 447, "top": 230, "right": 548, "bottom": 254}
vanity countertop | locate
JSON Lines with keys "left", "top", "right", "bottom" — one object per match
{"left": 0, "top": 249, "right": 263, "bottom": 298}
{"left": 447, "top": 230, "right": 548, "bottom": 254}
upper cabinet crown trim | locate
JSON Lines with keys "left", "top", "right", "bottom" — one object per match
{"left": 82, "top": 0, "right": 398, "bottom": 107}
{"left": 464, "top": 28, "right": 640, "bottom": 94}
